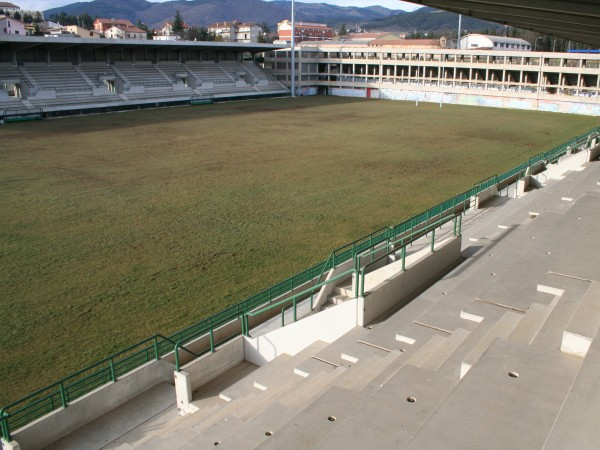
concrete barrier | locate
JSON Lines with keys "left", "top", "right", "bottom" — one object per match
{"left": 11, "top": 359, "right": 174, "bottom": 450}
{"left": 175, "top": 337, "right": 245, "bottom": 415}
{"left": 474, "top": 185, "right": 499, "bottom": 209}
{"left": 243, "top": 298, "right": 358, "bottom": 366}
{"left": 358, "top": 236, "right": 462, "bottom": 326}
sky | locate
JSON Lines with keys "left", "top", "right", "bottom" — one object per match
{"left": 14, "top": 0, "right": 419, "bottom": 14}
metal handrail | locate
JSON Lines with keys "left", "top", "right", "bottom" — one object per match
{"left": 358, "top": 214, "right": 461, "bottom": 297}
{"left": 242, "top": 269, "right": 357, "bottom": 335}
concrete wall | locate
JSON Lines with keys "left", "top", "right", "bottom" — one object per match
{"left": 244, "top": 298, "right": 358, "bottom": 366}
{"left": 181, "top": 336, "right": 244, "bottom": 390}
{"left": 588, "top": 143, "right": 600, "bottom": 161}
{"left": 533, "top": 149, "right": 589, "bottom": 184}
{"left": 359, "top": 236, "right": 462, "bottom": 326}
{"left": 474, "top": 185, "right": 499, "bottom": 209}
{"left": 377, "top": 88, "right": 600, "bottom": 116}
{"left": 11, "top": 359, "right": 175, "bottom": 450}
{"left": 171, "top": 275, "right": 323, "bottom": 368}
{"left": 175, "top": 337, "right": 245, "bottom": 414}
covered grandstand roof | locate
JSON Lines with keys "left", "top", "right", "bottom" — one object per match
{"left": 0, "top": 35, "right": 286, "bottom": 55}
{"left": 408, "top": 0, "right": 600, "bottom": 48}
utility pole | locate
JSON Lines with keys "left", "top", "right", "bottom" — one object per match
{"left": 291, "top": 0, "right": 296, "bottom": 97}
{"left": 457, "top": 14, "right": 462, "bottom": 49}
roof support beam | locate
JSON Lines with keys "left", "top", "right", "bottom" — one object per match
{"left": 407, "top": 0, "right": 600, "bottom": 47}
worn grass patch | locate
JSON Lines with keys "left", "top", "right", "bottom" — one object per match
{"left": 0, "top": 96, "right": 597, "bottom": 405}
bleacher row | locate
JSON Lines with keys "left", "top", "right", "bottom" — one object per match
{"left": 0, "top": 61, "right": 288, "bottom": 113}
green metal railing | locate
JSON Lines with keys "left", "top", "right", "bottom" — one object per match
{"left": 1, "top": 127, "right": 599, "bottom": 442}
{"left": 357, "top": 214, "right": 461, "bottom": 298}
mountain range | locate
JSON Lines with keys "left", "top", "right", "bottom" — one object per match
{"left": 45, "top": 0, "right": 403, "bottom": 29}
{"left": 45, "top": 0, "right": 501, "bottom": 35}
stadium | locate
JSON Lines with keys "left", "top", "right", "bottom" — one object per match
{"left": 1, "top": 1, "right": 600, "bottom": 449}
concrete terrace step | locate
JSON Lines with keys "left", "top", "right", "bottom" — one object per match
{"left": 531, "top": 274, "right": 592, "bottom": 351}
{"left": 280, "top": 366, "right": 348, "bottom": 410}
{"left": 317, "top": 365, "right": 459, "bottom": 449}
{"left": 333, "top": 284, "right": 354, "bottom": 298}
{"left": 404, "top": 340, "right": 581, "bottom": 450}
{"left": 46, "top": 382, "right": 176, "bottom": 450}
{"left": 561, "top": 281, "right": 600, "bottom": 358}
{"left": 345, "top": 350, "right": 404, "bottom": 392}
{"left": 216, "top": 402, "right": 297, "bottom": 449}
{"left": 326, "top": 294, "right": 347, "bottom": 306}
{"left": 220, "top": 341, "right": 326, "bottom": 402}
{"left": 543, "top": 325, "right": 600, "bottom": 449}
{"left": 298, "top": 327, "right": 371, "bottom": 369}
{"left": 462, "top": 310, "right": 523, "bottom": 372}
{"left": 508, "top": 300, "right": 558, "bottom": 345}
{"left": 405, "top": 334, "right": 449, "bottom": 367}
{"left": 420, "top": 328, "right": 471, "bottom": 371}
{"left": 257, "top": 386, "right": 368, "bottom": 450}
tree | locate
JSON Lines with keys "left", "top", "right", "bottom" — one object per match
{"left": 13, "top": 11, "right": 21, "bottom": 21}
{"left": 172, "top": 10, "right": 184, "bottom": 36}
{"left": 185, "top": 26, "right": 215, "bottom": 41}
{"left": 80, "top": 12, "right": 93, "bottom": 29}
{"left": 22, "top": 12, "right": 33, "bottom": 24}
{"left": 58, "top": 11, "right": 69, "bottom": 25}
{"left": 339, "top": 23, "right": 348, "bottom": 36}
{"left": 34, "top": 11, "right": 42, "bottom": 23}
{"left": 259, "top": 22, "right": 270, "bottom": 35}
{"left": 136, "top": 19, "right": 153, "bottom": 39}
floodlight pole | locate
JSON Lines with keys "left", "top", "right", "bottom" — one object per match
{"left": 457, "top": 14, "right": 462, "bottom": 49}
{"left": 291, "top": 0, "right": 296, "bottom": 97}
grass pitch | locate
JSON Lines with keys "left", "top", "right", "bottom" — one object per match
{"left": 1, "top": 96, "right": 597, "bottom": 405}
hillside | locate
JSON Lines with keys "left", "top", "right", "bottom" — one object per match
{"left": 45, "top": 0, "right": 401, "bottom": 29}
{"left": 363, "top": 7, "right": 502, "bottom": 35}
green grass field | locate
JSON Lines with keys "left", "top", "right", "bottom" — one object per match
{"left": 1, "top": 96, "right": 597, "bottom": 405}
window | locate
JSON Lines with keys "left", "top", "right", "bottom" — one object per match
{"left": 15, "top": 30, "right": 18, "bottom": 34}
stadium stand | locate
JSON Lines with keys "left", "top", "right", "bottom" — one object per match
{"left": 0, "top": 37, "right": 288, "bottom": 119}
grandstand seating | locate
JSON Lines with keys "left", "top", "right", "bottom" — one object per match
{"left": 23, "top": 63, "right": 90, "bottom": 93}
{"left": 0, "top": 60, "right": 287, "bottom": 117}
{"left": 184, "top": 61, "right": 233, "bottom": 85}
{"left": 114, "top": 61, "right": 172, "bottom": 87}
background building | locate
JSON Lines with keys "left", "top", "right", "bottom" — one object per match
{"left": 277, "top": 20, "right": 333, "bottom": 44}
{"left": 159, "top": 20, "right": 191, "bottom": 39}
{"left": 0, "top": 14, "right": 24, "bottom": 35}
{"left": 93, "top": 18, "right": 146, "bottom": 40}
{"left": 0, "top": 2, "right": 19, "bottom": 14}
{"left": 64, "top": 25, "right": 101, "bottom": 38}
{"left": 460, "top": 34, "right": 532, "bottom": 51}
{"left": 208, "top": 21, "right": 261, "bottom": 43}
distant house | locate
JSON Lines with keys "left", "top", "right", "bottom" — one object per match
{"left": 159, "top": 21, "right": 191, "bottom": 38}
{"left": 0, "top": 14, "right": 24, "bottom": 35}
{"left": 0, "top": 2, "right": 19, "bottom": 14}
{"left": 105, "top": 24, "right": 146, "bottom": 40}
{"left": 460, "top": 34, "right": 532, "bottom": 51}
{"left": 93, "top": 18, "right": 146, "bottom": 40}
{"left": 65, "top": 25, "right": 102, "bottom": 38}
{"left": 207, "top": 21, "right": 261, "bottom": 43}
{"left": 277, "top": 20, "right": 333, "bottom": 44}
